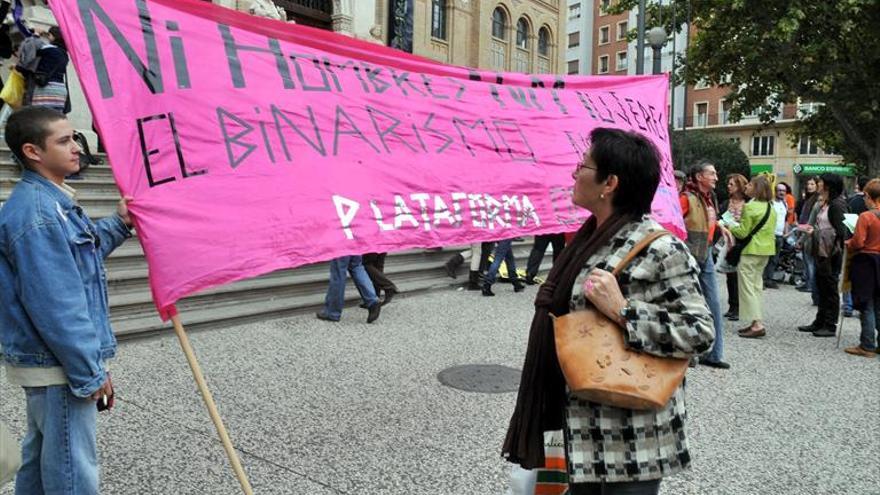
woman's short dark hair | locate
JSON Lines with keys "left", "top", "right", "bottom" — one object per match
{"left": 589, "top": 127, "right": 661, "bottom": 216}
{"left": 48, "top": 26, "right": 66, "bottom": 51}
{"left": 820, "top": 173, "right": 844, "bottom": 199}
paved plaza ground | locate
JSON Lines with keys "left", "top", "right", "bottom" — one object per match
{"left": 1, "top": 283, "right": 878, "bottom": 494}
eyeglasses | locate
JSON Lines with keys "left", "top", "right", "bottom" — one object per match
{"left": 575, "top": 162, "right": 598, "bottom": 173}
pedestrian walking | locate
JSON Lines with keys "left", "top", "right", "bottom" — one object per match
{"left": 722, "top": 175, "right": 776, "bottom": 338}
{"left": 797, "top": 173, "right": 848, "bottom": 338}
{"left": 524, "top": 233, "right": 565, "bottom": 285}
{"left": 680, "top": 160, "right": 730, "bottom": 368}
{"left": 362, "top": 252, "right": 397, "bottom": 306}
{"left": 482, "top": 237, "right": 525, "bottom": 296}
{"left": 720, "top": 173, "right": 748, "bottom": 321}
{"left": 844, "top": 178, "right": 880, "bottom": 358}
{"left": 503, "top": 128, "right": 714, "bottom": 495}
{"left": 316, "top": 256, "right": 381, "bottom": 323}
{"left": 0, "top": 106, "right": 133, "bottom": 494}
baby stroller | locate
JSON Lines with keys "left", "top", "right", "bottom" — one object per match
{"left": 769, "top": 230, "right": 805, "bottom": 286}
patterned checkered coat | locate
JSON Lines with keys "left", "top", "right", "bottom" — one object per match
{"left": 564, "top": 216, "right": 715, "bottom": 484}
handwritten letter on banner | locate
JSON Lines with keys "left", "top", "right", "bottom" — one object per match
{"left": 51, "top": 0, "right": 684, "bottom": 317}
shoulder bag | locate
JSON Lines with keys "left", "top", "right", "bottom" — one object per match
{"left": 552, "top": 230, "right": 689, "bottom": 411}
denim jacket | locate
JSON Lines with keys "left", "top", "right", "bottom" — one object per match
{"left": 0, "top": 170, "right": 130, "bottom": 397}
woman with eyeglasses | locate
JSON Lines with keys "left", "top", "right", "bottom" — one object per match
{"left": 503, "top": 128, "right": 714, "bottom": 495}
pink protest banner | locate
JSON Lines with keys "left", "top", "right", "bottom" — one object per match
{"left": 51, "top": 0, "right": 684, "bottom": 318}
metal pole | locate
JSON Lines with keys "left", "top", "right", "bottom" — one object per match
{"left": 636, "top": 0, "right": 646, "bottom": 74}
{"left": 670, "top": 0, "right": 676, "bottom": 128}
{"left": 652, "top": 46, "right": 662, "bottom": 74}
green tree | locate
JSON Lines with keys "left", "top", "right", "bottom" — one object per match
{"left": 672, "top": 130, "right": 750, "bottom": 202}
{"left": 613, "top": 0, "right": 880, "bottom": 176}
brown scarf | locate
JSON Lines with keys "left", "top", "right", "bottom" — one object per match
{"left": 502, "top": 212, "right": 635, "bottom": 469}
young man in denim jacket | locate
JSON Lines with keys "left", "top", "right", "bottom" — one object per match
{"left": 0, "top": 106, "right": 132, "bottom": 494}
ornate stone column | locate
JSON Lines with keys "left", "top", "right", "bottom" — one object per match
{"left": 331, "top": 0, "right": 354, "bottom": 35}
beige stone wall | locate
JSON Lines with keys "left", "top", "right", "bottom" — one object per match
{"left": 411, "top": 1, "right": 563, "bottom": 73}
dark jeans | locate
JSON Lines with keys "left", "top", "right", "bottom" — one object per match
{"left": 569, "top": 479, "right": 661, "bottom": 495}
{"left": 726, "top": 272, "right": 739, "bottom": 313}
{"left": 525, "top": 233, "right": 565, "bottom": 279}
{"left": 362, "top": 252, "right": 397, "bottom": 295}
{"left": 813, "top": 253, "right": 842, "bottom": 328}
{"left": 763, "top": 234, "right": 783, "bottom": 281}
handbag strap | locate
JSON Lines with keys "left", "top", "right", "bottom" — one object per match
{"left": 611, "top": 230, "right": 671, "bottom": 276}
{"left": 740, "top": 203, "right": 772, "bottom": 244}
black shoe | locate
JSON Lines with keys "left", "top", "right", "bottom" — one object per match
{"left": 381, "top": 288, "right": 397, "bottom": 306}
{"left": 726, "top": 314, "right": 739, "bottom": 321}
{"left": 444, "top": 254, "right": 464, "bottom": 279}
{"left": 466, "top": 271, "right": 481, "bottom": 291}
{"left": 512, "top": 280, "right": 525, "bottom": 293}
{"left": 358, "top": 302, "right": 369, "bottom": 309}
{"left": 843, "top": 310, "right": 854, "bottom": 318}
{"left": 524, "top": 277, "right": 538, "bottom": 286}
{"left": 812, "top": 328, "right": 836, "bottom": 337}
{"left": 481, "top": 284, "right": 495, "bottom": 297}
{"left": 764, "top": 280, "right": 779, "bottom": 289}
{"left": 367, "top": 303, "right": 381, "bottom": 323}
{"left": 699, "top": 358, "right": 731, "bottom": 369}
{"left": 316, "top": 312, "right": 339, "bottom": 322}
{"left": 798, "top": 324, "right": 820, "bottom": 333}
{"left": 796, "top": 285, "right": 810, "bottom": 292}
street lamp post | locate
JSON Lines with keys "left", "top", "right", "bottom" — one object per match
{"left": 647, "top": 27, "right": 667, "bottom": 75}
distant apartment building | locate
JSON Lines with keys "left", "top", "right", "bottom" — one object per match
{"left": 574, "top": 0, "right": 849, "bottom": 194}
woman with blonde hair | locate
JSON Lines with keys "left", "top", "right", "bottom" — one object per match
{"left": 721, "top": 175, "right": 776, "bottom": 338}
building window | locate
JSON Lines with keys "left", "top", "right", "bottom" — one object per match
{"left": 694, "top": 79, "right": 709, "bottom": 90}
{"left": 492, "top": 7, "right": 507, "bottom": 39}
{"left": 799, "top": 136, "right": 819, "bottom": 155}
{"left": 752, "top": 135, "right": 775, "bottom": 156}
{"left": 431, "top": 0, "right": 447, "bottom": 40}
{"left": 598, "top": 55, "right": 609, "bottom": 74}
{"left": 695, "top": 102, "right": 708, "bottom": 127}
{"left": 516, "top": 18, "right": 530, "bottom": 49}
{"left": 568, "top": 60, "right": 579, "bottom": 75}
{"left": 798, "top": 101, "right": 823, "bottom": 118}
{"left": 538, "top": 27, "right": 552, "bottom": 73}
{"left": 599, "top": 25, "right": 610, "bottom": 44}
{"left": 617, "top": 21, "right": 628, "bottom": 40}
{"left": 615, "top": 51, "right": 628, "bottom": 71}
{"left": 599, "top": 0, "right": 610, "bottom": 15}
{"left": 568, "top": 3, "right": 581, "bottom": 21}
{"left": 720, "top": 100, "right": 731, "bottom": 125}
{"left": 568, "top": 31, "right": 580, "bottom": 48}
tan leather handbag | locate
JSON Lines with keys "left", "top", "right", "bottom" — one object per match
{"left": 553, "top": 231, "right": 689, "bottom": 410}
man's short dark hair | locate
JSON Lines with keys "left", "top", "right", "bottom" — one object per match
{"left": 5, "top": 106, "right": 66, "bottom": 170}
{"left": 589, "top": 127, "right": 661, "bottom": 216}
{"left": 687, "top": 160, "right": 715, "bottom": 183}
{"left": 857, "top": 176, "right": 869, "bottom": 192}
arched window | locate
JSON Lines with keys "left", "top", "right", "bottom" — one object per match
{"left": 492, "top": 7, "right": 507, "bottom": 39}
{"left": 538, "top": 27, "right": 551, "bottom": 56}
{"left": 537, "top": 26, "right": 552, "bottom": 73}
{"left": 516, "top": 18, "right": 530, "bottom": 49}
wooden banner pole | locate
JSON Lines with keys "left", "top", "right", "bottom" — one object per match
{"left": 171, "top": 315, "right": 254, "bottom": 495}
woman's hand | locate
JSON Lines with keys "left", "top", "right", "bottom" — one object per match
{"left": 583, "top": 269, "right": 628, "bottom": 326}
